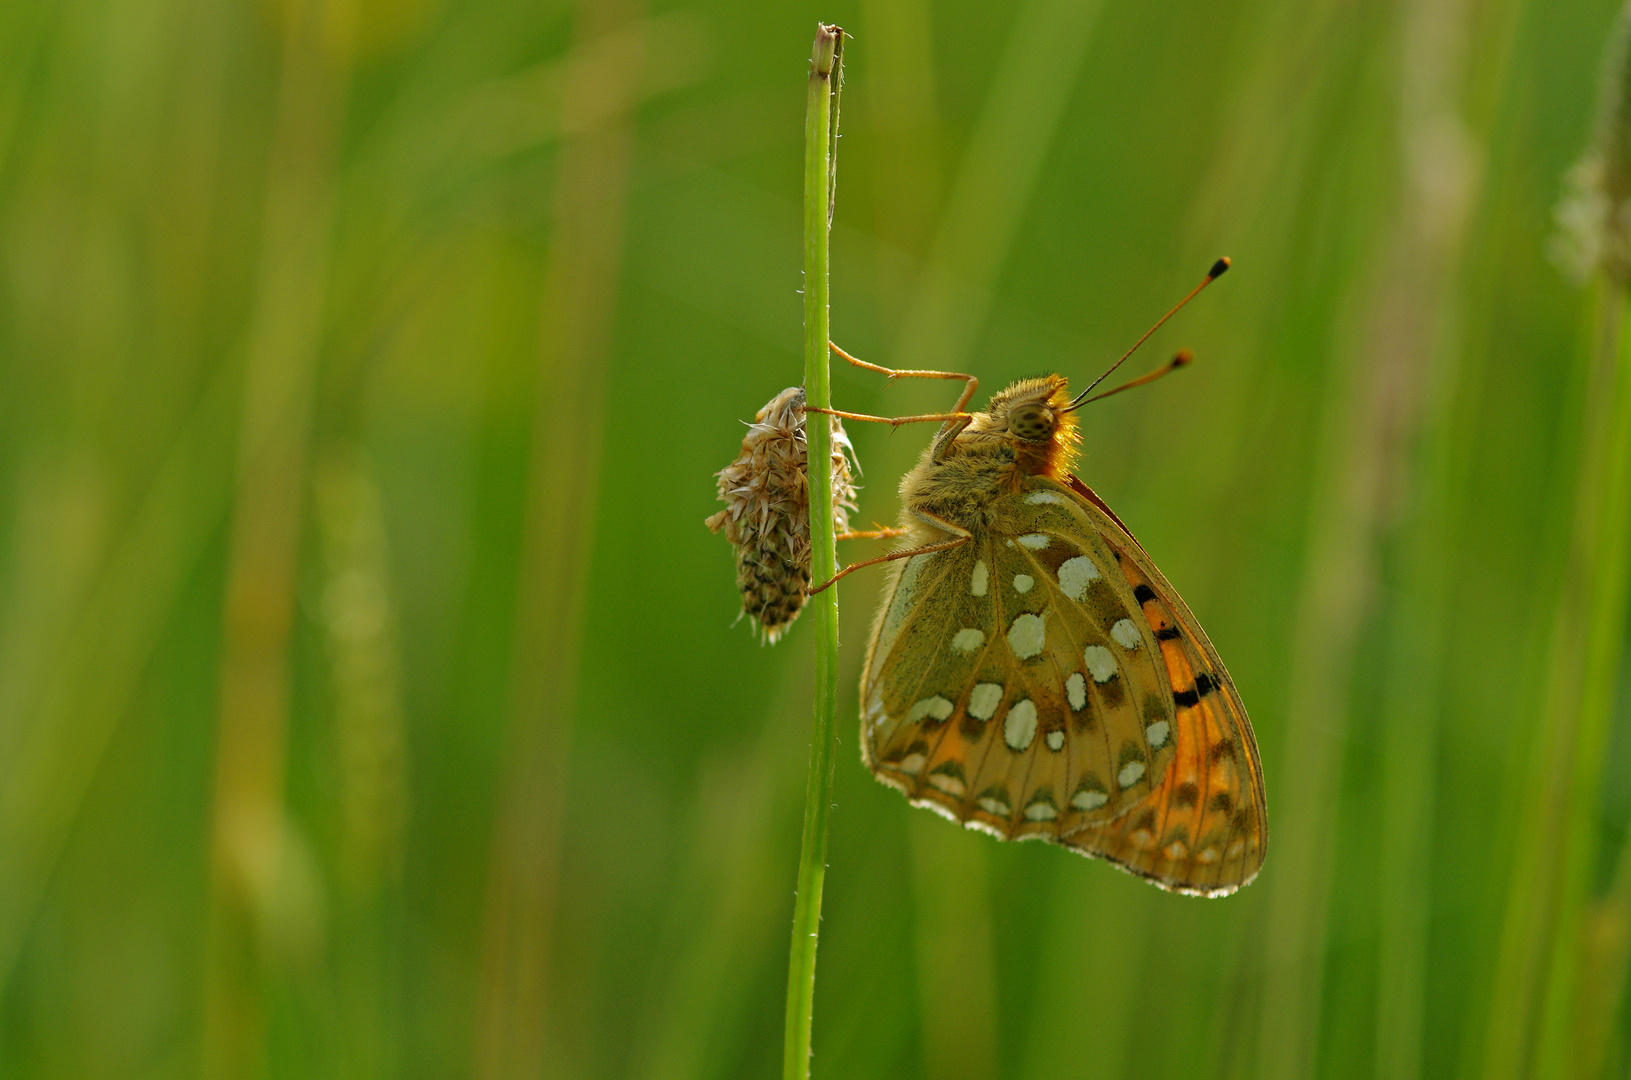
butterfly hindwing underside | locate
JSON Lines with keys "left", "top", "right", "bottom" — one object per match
{"left": 861, "top": 473, "right": 1266, "bottom": 896}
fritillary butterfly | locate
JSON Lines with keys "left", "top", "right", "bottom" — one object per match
{"left": 814, "top": 259, "right": 1267, "bottom": 896}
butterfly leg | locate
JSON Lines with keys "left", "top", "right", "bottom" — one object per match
{"left": 805, "top": 405, "right": 971, "bottom": 428}
{"left": 815, "top": 344, "right": 979, "bottom": 463}
{"left": 836, "top": 526, "right": 908, "bottom": 542}
{"left": 828, "top": 342, "right": 981, "bottom": 415}
{"left": 812, "top": 511, "right": 971, "bottom": 594}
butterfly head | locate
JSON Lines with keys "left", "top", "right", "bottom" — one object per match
{"left": 978, "top": 376, "right": 1080, "bottom": 479}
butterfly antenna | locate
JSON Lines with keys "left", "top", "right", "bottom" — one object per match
{"left": 1064, "top": 257, "right": 1228, "bottom": 411}
{"left": 1077, "top": 349, "right": 1193, "bottom": 404}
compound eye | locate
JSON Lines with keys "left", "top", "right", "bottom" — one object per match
{"left": 1009, "top": 405, "right": 1055, "bottom": 442}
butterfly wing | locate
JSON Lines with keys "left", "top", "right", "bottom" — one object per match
{"left": 1054, "top": 476, "right": 1266, "bottom": 895}
{"left": 860, "top": 475, "right": 1266, "bottom": 896}
{"left": 860, "top": 483, "right": 1186, "bottom": 839}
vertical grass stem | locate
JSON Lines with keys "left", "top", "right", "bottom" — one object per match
{"left": 1487, "top": 7, "right": 1631, "bottom": 1072}
{"left": 784, "top": 23, "right": 842, "bottom": 1080}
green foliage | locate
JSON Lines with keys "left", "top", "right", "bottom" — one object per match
{"left": 0, "top": 0, "right": 1629, "bottom": 1078}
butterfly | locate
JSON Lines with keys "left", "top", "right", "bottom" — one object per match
{"left": 814, "top": 259, "right": 1266, "bottom": 896}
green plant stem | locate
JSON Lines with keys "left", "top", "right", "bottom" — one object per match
{"left": 1484, "top": 279, "right": 1631, "bottom": 1080}
{"left": 784, "top": 23, "right": 842, "bottom": 1080}
{"left": 1534, "top": 276, "right": 1631, "bottom": 1076}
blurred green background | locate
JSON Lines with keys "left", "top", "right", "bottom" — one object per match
{"left": 5, "top": 0, "right": 1631, "bottom": 1077}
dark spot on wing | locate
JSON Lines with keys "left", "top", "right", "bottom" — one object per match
{"left": 1083, "top": 581, "right": 1125, "bottom": 628}
{"left": 1073, "top": 702, "right": 1098, "bottom": 732}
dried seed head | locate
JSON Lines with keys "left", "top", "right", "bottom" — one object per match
{"left": 705, "top": 387, "right": 858, "bottom": 643}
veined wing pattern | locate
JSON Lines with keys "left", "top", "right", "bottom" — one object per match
{"left": 861, "top": 474, "right": 1266, "bottom": 895}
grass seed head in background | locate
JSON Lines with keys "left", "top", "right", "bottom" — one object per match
{"left": 1556, "top": 2, "right": 1631, "bottom": 283}
{"left": 706, "top": 387, "right": 857, "bottom": 642}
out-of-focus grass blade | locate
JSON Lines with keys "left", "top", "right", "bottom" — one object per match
{"left": 1012, "top": 874, "right": 1145, "bottom": 1080}
{"left": 1572, "top": 810, "right": 1631, "bottom": 1078}
{"left": 202, "top": 12, "right": 352, "bottom": 1075}
{"left": 1373, "top": 1, "right": 1512, "bottom": 1078}
{"left": 472, "top": 2, "right": 647, "bottom": 1075}
{"left": 890, "top": 0, "right": 1106, "bottom": 380}
{"left": 861, "top": 0, "right": 943, "bottom": 314}
{"left": 1484, "top": 6, "right": 1631, "bottom": 1075}
{"left": 330, "top": 11, "right": 711, "bottom": 342}
{"left": 628, "top": 663, "right": 808, "bottom": 1080}
{"left": 0, "top": 364, "right": 237, "bottom": 995}
{"left": 1250, "top": 6, "right": 1424, "bottom": 1076}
